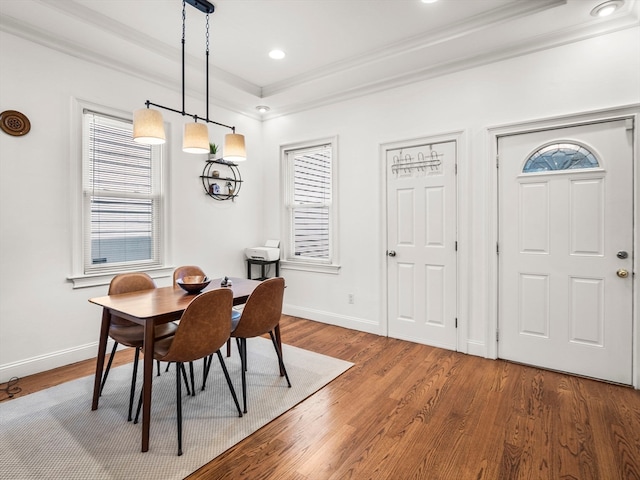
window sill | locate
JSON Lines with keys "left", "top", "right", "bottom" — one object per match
{"left": 68, "top": 266, "right": 175, "bottom": 289}
{"left": 280, "top": 260, "right": 341, "bottom": 275}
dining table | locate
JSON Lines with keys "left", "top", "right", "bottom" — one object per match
{"left": 89, "top": 276, "right": 277, "bottom": 452}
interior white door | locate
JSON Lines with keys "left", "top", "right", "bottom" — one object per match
{"left": 498, "top": 119, "right": 634, "bottom": 384}
{"left": 387, "top": 140, "right": 457, "bottom": 350}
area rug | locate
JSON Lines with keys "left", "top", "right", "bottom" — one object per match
{"left": 0, "top": 338, "right": 352, "bottom": 479}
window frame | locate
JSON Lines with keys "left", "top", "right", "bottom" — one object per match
{"left": 69, "top": 99, "right": 172, "bottom": 288}
{"left": 522, "top": 141, "right": 600, "bottom": 173}
{"left": 280, "top": 136, "right": 340, "bottom": 274}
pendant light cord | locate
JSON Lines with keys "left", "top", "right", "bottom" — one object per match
{"left": 205, "top": 13, "right": 210, "bottom": 122}
{"left": 182, "top": 0, "right": 186, "bottom": 116}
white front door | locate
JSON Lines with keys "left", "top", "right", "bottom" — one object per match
{"left": 498, "top": 119, "right": 634, "bottom": 384}
{"left": 386, "top": 140, "right": 457, "bottom": 350}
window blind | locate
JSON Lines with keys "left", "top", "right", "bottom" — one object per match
{"left": 83, "top": 111, "right": 161, "bottom": 273}
{"left": 291, "top": 145, "right": 332, "bottom": 260}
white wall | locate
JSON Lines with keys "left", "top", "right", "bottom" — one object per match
{"left": 262, "top": 27, "right": 640, "bottom": 356}
{"left": 0, "top": 32, "right": 264, "bottom": 382}
{"left": 1, "top": 26, "right": 639, "bottom": 384}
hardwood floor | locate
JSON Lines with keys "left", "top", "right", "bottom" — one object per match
{"left": 2, "top": 316, "right": 639, "bottom": 479}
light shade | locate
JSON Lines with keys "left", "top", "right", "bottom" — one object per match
{"left": 224, "top": 133, "right": 246, "bottom": 162}
{"left": 133, "top": 108, "right": 166, "bottom": 145}
{"left": 183, "top": 122, "right": 209, "bottom": 154}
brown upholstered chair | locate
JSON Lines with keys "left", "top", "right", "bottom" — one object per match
{"left": 173, "top": 265, "right": 241, "bottom": 393}
{"left": 173, "top": 265, "right": 205, "bottom": 285}
{"left": 172, "top": 266, "right": 207, "bottom": 391}
{"left": 135, "top": 288, "right": 242, "bottom": 456}
{"left": 228, "top": 277, "right": 290, "bottom": 413}
{"left": 100, "top": 272, "right": 178, "bottom": 421}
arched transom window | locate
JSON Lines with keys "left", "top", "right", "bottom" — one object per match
{"left": 523, "top": 143, "right": 599, "bottom": 173}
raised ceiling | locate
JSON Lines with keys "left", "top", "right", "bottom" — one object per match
{"left": 1, "top": 0, "right": 638, "bottom": 118}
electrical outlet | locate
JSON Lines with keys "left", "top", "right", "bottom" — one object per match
{"left": 348, "top": 293, "right": 354, "bottom": 304}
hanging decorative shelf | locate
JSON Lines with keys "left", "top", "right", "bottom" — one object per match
{"left": 200, "top": 158, "right": 242, "bottom": 201}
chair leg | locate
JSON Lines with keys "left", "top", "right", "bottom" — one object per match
{"left": 176, "top": 362, "right": 183, "bottom": 456}
{"left": 99, "top": 341, "right": 119, "bottom": 395}
{"left": 269, "top": 330, "right": 291, "bottom": 388}
{"left": 201, "top": 355, "right": 213, "bottom": 391}
{"left": 240, "top": 338, "right": 247, "bottom": 413}
{"left": 134, "top": 386, "right": 142, "bottom": 424}
{"left": 128, "top": 347, "right": 141, "bottom": 421}
{"left": 226, "top": 338, "right": 231, "bottom": 357}
{"left": 236, "top": 338, "right": 245, "bottom": 371}
{"left": 180, "top": 362, "right": 192, "bottom": 397}
{"left": 156, "top": 360, "right": 161, "bottom": 377}
{"left": 165, "top": 361, "right": 171, "bottom": 373}
{"left": 188, "top": 362, "right": 196, "bottom": 396}
{"left": 216, "top": 351, "right": 243, "bottom": 417}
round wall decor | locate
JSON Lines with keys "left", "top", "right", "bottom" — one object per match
{"left": 0, "top": 110, "right": 31, "bottom": 136}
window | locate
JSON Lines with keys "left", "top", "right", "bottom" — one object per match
{"left": 282, "top": 138, "right": 339, "bottom": 272}
{"left": 523, "top": 142, "right": 599, "bottom": 173}
{"left": 81, "top": 110, "right": 163, "bottom": 275}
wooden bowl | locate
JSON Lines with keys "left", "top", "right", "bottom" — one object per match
{"left": 176, "top": 276, "right": 210, "bottom": 294}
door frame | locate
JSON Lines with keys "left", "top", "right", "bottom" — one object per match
{"left": 380, "top": 129, "right": 469, "bottom": 352}
{"left": 487, "top": 104, "right": 640, "bottom": 388}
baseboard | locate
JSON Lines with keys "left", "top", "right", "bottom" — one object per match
{"left": 389, "top": 332, "right": 457, "bottom": 351}
{"left": 283, "top": 304, "right": 381, "bottom": 335}
{"left": 0, "top": 340, "right": 117, "bottom": 384}
{"left": 466, "top": 340, "right": 487, "bottom": 357}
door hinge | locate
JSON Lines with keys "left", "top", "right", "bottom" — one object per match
{"left": 455, "top": 241, "right": 458, "bottom": 251}
{"left": 496, "top": 155, "right": 499, "bottom": 169}
{"left": 496, "top": 330, "right": 499, "bottom": 342}
{"left": 496, "top": 242, "right": 499, "bottom": 254}
{"left": 455, "top": 163, "right": 458, "bottom": 175}
{"left": 455, "top": 317, "right": 458, "bottom": 328}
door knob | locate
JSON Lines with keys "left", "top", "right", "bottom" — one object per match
{"left": 617, "top": 269, "right": 629, "bottom": 278}
{"left": 387, "top": 250, "right": 396, "bottom": 257}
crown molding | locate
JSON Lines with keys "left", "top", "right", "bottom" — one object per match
{"left": 0, "top": 14, "right": 258, "bottom": 118}
{"left": 264, "top": 20, "right": 640, "bottom": 119}
{"left": 2, "top": 0, "right": 638, "bottom": 121}
{"left": 261, "top": 0, "right": 566, "bottom": 98}
{"left": 12, "top": 0, "right": 262, "bottom": 98}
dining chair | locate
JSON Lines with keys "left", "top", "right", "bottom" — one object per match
{"left": 224, "top": 276, "right": 290, "bottom": 413}
{"left": 173, "top": 265, "right": 241, "bottom": 394}
{"left": 100, "top": 272, "right": 178, "bottom": 421}
{"left": 172, "top": 265, "right": 205, "bottom": 391}
{"left": 173, "top": 265, "right": 205, "bottom": 285}
{"left": 135, "top": 288, "right": 243, "bottom": 456}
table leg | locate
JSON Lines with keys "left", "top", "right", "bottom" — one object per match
{"left": 92, "top": 309, "right": 111, "bottom": 410}
{"left": 274, "top": 323, "right": 284, "bottom": 376}
{"left": 141, "top": 320, "right": 155, "bottom": 452}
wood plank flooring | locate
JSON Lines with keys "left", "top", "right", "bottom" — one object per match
{"left": 2, "top": 315, "right": 639, "bottom": 479}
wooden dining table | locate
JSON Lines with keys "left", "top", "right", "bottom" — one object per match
{"left": 88, "top": 276, "right": 271, "bottom": 452}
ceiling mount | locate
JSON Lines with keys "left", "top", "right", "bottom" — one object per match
{"left": 184, "top": 0, "right": 214, "bottom": 15}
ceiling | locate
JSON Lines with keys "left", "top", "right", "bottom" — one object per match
{"left": 1, "top": 0, "right": 638, "bottom": 119}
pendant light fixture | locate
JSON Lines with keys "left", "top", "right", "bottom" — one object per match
{"left": 133, "top": 0, "right": 246, "bottom": 161}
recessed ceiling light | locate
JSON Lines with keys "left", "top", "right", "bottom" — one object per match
{"left": 421, "top": 0, "right": 439, "bottom": 3}
{"left": 269, "top": 49, "right": 285, "bottom": 60}
{"left": 256, "top": 106, "right": 270, "bottom": 114}
{"left": 590, "top": 0, "right": 624, "bottom": 17}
